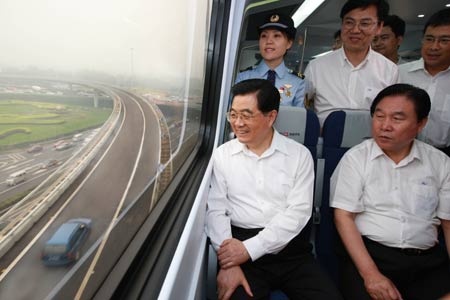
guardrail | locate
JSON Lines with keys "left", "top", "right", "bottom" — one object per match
{"left": 0, "top": 87, "right": 123, "bottom": 259}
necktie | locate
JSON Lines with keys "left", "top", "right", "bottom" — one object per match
{"left": 267, "top": 70, "right": 276, "bottom": 86}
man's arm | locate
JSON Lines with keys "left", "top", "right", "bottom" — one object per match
{"left": 441, "top": 219, "right": 450, "bottom": 257}
{"left": 334, "top": 208, "right": 402, "bottom": 300}
{"left": 206, "top": 151, "right": 233, "bottom": 250}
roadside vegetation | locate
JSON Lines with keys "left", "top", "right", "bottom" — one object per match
{"left": 0, "top": 100, "right": 111, "bottom": 148}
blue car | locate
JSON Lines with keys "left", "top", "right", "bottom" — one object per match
{"left": 41, "top": 218, "right": 91, "bottom": 266}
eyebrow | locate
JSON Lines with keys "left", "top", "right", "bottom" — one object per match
{"left": 230, "top": 108, "right": 253, "bottom": 113}
{"left": 425, "top": 34, "right": 450, "bottom": 38}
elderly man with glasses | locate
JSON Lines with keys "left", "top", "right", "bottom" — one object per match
{"left": 399, "top": 8, "right": 450, "bottom": 157}
{"left": 305, "top": 0, "right": 398, "bottom": 127}
{"left": 206, "top": 79, "right": 342, "bottom": 300}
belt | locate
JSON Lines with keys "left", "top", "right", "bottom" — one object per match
{"left": 398, "top": 247, "right": 435, "bottom": 256}
{"left": 363, "top": 236, "right": 436, "bottom": 256}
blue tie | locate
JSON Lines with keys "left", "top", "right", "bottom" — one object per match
{"left": 267, "top": 70, "right": 276, "bottom": 86}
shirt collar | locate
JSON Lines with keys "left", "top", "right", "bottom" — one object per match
{"left": 405, "top": 58, "right": 450, "bottom": 75}
{"left": 339, "top": 46, "right": 371, "bottom": 68}
{"left": 229, "top": 129, "right": 289, "bottom": 157}
{"left": 256, "top": 61, "right": 288, "bottom": 79}
{"left": 370, "top": 139, "right": 422, "bottom": 165}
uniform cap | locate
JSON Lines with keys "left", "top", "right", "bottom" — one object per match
{"left": 258, "top": 13, "right": 296, "bottom": 40}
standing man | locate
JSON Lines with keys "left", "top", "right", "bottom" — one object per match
{"left": 372, "top": 15, "right": 406, "bottom": 64}
{"left": 305, "top": 0, "right": 398, "bottom": 126}
{"left": 332, "top": 30, "right": 342, "bottom": 50}
{"left": 331, "top": 84, "right": 450, "bottom": 300}
{"left": 236, "top": 14, "right": 305, "bottom": 107}
{"left": 399, "top": 8, "right": 450, "bottom": 156}
{"left": 206, "top": 79, "right": 342, "bottom": 300}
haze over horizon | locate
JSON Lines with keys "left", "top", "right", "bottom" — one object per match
{"left": 0, "top": 0, "right": 209, "bottom": 89}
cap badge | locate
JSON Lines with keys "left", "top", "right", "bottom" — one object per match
{"left": 270, "top": 14, "right": 279, "bottom": 22}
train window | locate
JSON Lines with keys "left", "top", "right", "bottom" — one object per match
{"left": 0, "top": 0, "right": 212, "bottom": 299}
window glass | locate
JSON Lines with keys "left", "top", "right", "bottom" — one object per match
{"left": 0, "top": 0, "right": 210, "bottom": 298}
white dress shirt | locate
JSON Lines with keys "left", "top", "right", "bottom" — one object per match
{"left": 399, "top": 59, "right": 450, "bottom": 148}
{"left": 206, "top": 130, "right": 314, "bottom": 261}
{"left": 305, "top": 47, "right": 398, "bottom": 126}
{"left": 330, "top": 139, "right": 450, "bottom": 249}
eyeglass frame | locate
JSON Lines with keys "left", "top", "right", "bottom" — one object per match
{"left": 225, "top": 110, "right": 269, "bottom": 123}
{"left": 342, "top": 17, "right": 379, "bottom": 31}
{"left": 422, "top": 35, "right": 450, "bottom": 46}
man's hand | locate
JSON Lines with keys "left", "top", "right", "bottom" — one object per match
{"left": 217, "top": 266, "right": 253, "bottom": 300}
{"left": 364, "top": 271, "right": 403, "bottom": 300}
{"left": 218, "top": 238, "right": 250, "bottom": 269}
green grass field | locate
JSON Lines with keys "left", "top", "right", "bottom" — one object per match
{"left": 0, "top": 100, "right": 112, "bottom": 147}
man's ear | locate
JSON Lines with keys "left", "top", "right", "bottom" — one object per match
{"left": 417, "top": 117, "right": 428, "bottom": 133}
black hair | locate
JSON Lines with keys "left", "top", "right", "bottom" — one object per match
{"left": 231, "top": 79, "right": 280, "bottom": 113}
{"left": 383, "top": 15, "right": 405, "bottom": 37}
{"left": 340, "top": 0, "right": 389, "bottom": 22}
{"left": 423, "top": 8, "right": 450, "bottom": 34}
{"left": 334, "top": 30, "right": 341, "bottom": 39}
{"left": 370, "top": 84, "right": 431, "bottom": 121}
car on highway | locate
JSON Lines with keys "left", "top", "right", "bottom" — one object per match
{"left": 41, "top": 218, "right": 92, "bottom": 266}
{"left": 55, "top": 142, "right": 72, "bottom": 151}
{"left": 39, "top": 159, "right": 59, "bottom": 169}
{"left": 27, "top": 144, "right": 43, "bottom": 154}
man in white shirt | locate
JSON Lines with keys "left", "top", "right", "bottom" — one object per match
{"left": 399, "top": 8, "right": 450, "bottom": 156}
{"left": 372, "top": 15, "right": 406, "bottom": 64}
{"left": 206, "top": 79, "right": 341, "bottom": 300}
{"left": 305, "top": 0, "right": 398, "bottom": 126}
{"left": 331, "top": 84, "right": 450, "bottom": 300}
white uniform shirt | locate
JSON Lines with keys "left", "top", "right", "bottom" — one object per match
{"left": 330, "top": 139, "right": 450, "bottom": 249}
{"left": 305, "top": 47, "right": 398, "bottom": 126}
{"left": 206, "top": 130, "right": 314, "bottom": 261}
{"left": 399, "top": 59, "right": 450, "bottom": 148}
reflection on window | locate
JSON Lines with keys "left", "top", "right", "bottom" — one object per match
{"left": 0, "top": 0, "right": 210, "bottom": 299}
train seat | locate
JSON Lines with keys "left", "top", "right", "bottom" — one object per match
{"left": 274, "top": 106, "right": 320, "bottom": 159}
{"left": 315, "top": 109, "right": 372, "bottom": 283}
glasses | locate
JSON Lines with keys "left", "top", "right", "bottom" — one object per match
{"left": 422, "top": 35, "right": 450, "bottom": 46}
{"left": 226, "top": 111, "right": 264, "bottom": 122}
{"left": 342, "top": 18, "right": 377, "bottom": 31}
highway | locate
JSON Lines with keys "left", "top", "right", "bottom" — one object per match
{"left": 0, "top": 87, "right": 167, "bottom": 299}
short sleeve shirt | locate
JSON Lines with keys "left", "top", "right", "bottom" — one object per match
{"left": 305, "top": 47, "right": 399, "bottom": 126}
{"left": 399, "top": 59, "right": 450, "bottom": 147}
{"left": 330, "top": 139, "right": 450, "bottom": 249}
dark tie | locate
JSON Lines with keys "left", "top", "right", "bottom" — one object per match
{"left": 267, "top": 70, "right": 276, "bottom": 86}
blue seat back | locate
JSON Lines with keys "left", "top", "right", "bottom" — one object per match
{"left": 316, "top": 110, "right": 372, "bottom": 282}
{"left": 274, "top": 106, "right": 320, "bottom": 159}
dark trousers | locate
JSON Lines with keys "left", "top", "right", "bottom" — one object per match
{"left": 338, "top": 237, "right": 450, "bottom": 300}
{"left": 229, "top": 226, "right": 343, "bottom": 300}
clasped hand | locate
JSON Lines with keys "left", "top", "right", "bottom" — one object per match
{"left": 217, "top": 238, "right": 250, "bottom": 269}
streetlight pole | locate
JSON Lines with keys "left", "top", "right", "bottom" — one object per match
{"left": 130, "top": 47, "right": 134, "bottom": 88}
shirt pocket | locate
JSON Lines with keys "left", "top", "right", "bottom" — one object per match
{"left": 409, "top": 181, "right": 439, "bottom": 219}
{"left": 273, "top": 175, "right": 295, "bottom": 206}
{"left": 363, "top": 87, "right": 380, "bottom": 107}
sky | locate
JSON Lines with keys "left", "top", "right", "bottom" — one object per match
{"left": 0, "top": 0, "right": 209, "bottom": 88}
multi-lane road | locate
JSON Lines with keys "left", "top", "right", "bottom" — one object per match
{"left": 0, "top": 86, "right": 195, "bottom": 299}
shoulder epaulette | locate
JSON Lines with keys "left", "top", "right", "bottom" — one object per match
{"left": 239, "top": 65, "right": 256, "bottom": 72}
{"left": 287, "top": 69, "right": 305, "bottom": 79}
